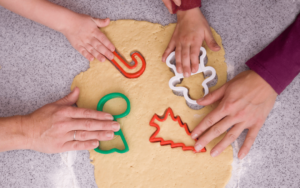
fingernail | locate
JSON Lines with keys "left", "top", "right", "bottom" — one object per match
{"left": 191, "top": 133, "right": 198, "bottom": 139}
{"left": 93, "top": 141, "right": 99, "bottom": 146}
{"left": 194, "top": 143, "right": 203, "bottom": 152}
{"left": 109, "top": 55, "right": 114, "bottom": 60}
{"left": 177, "top": 67, "right": 182, "bottom": 73}
{"left": 105, "top": 114, "right": 114, "bottom": 120}
{"left": 112, "top": 122, "right": 120, "bottom": 131}
{"left": 90, "top": 57, "right": 94, "bottom": 61}
{"left": 211, "top": 150, "right": 219, "bottom": 157}
{"left": 197, "top": 98, "right": 204, "bottom": 103}
{"left": 239, "top": 152, "right": 246, "bottom": 159}
{"left": 184, "top": 72, "right": 190, "bottom": 78}
{"left": 106, "top": 131, "right": 113, "bottom": 138}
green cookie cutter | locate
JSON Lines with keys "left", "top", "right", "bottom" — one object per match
{"left": 94, "top": 93, "right": 130, "bottom": 154}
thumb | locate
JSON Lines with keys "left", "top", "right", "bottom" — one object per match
{"left": 173, "top": 0, "right": 181, "bottom": 6}
{"left": 55, "top": 87, "right": 80, "bottom": 106}
{"left": 92, "top": 17, "right": 110, "bottom": 28}
{"left": 162, "top": 0, "right": 173, "bottom": 14}
{"left": 204, "top": 29, "right": 221, "bottom": 52}
{"left": 197, "top": 84, "right": 227, "bottom": 105}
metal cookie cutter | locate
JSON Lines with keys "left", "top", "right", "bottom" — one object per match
{"left": 166, "top": 47, "right": 217, "bottom": 110}
{"left": 149, "top": 108, "right": 206, "bottom": 153}
{"left": 110, "top": 50, "right": 146, "bottom": 78}
{"left": 94, "top": 93, "right": 130, "bottom": 154}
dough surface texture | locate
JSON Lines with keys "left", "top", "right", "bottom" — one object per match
{"left": 71, "top": 20, "right": 232, "bottom": 188}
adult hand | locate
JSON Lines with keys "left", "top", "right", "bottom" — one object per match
{"left": 162, "top": 8, "right": 220, "bottom": 78}
{"left": 191, "top": 70, "right": 277, "bottom": 159}
{"left": 22, "top": 87, "right": 119, "bottom": 153}
{"left": 162, "top": 0, "right": 181, "bottom": 14}
{"left": 62, "top": 14, "right": 115, "bottom": 62}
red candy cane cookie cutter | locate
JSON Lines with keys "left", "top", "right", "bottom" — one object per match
{"left": 149, "top": 108, "right": 206, "bottom": 153}
{"left": 110, "top": 51, "right": 146, "bottom": 78}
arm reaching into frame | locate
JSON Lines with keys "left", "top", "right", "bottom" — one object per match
{"left": 192, "top": 13, "right": 300, "bottom": 159}
{"left": 0, "top": 0, "right": 115, "bottom": 62}
{"left": 162, "top": 0, "right": 220, "bottom": 78}
{"left": 0, "top": 88, "right": 120, "bottom": 153}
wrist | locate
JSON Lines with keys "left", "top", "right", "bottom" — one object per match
{"left": 0, "top": 116, "right": 30, "bottom": 152}
{"left": 55, "top": 12, "right": 82, "bottom": 35}
{"left": 177, "top": 7, "right": 201, "bottom": 21}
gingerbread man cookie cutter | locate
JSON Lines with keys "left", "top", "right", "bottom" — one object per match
{"left": 166, "top": 47, "right": 217, "bottom": 110}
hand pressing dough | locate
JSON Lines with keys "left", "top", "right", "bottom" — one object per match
{"left": 71, "top": 20, "right": 232, "bottom": 188}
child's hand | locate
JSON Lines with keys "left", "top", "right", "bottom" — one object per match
{"left": 162, "top": 8, "right": 220, "bottom": 77}
{"left": 62, "top": 15, "right": 115, "bottom": 62}
{"left": 191, "top": 70, "right": 277, "bottom": 159}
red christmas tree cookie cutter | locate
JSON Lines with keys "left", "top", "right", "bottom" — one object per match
{"left": 149, "top": 108, "right": 206, "bottom": 153}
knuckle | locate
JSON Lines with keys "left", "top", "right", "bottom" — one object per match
{"left": 84, "top": 119, "right": 93, "bottom": 129}
{"left": 73, "top": 142, "right": 80, "bottom": 150}
{"left": 97, "top": 33, "right": 105, "bottom": 42}
{"left": 222, "top": 102, "right": 234, "bottom": 114}
{"left": 182, "top": 53, "right": 189, "bottom": 59}
{"left": 97, "top": 131, "right": 103, "bottom": 139}
{"left": 235, "top": 110, "right": 246, "bottom": 120}
{"left": 180, "top": 36, "right": 191, "bottom": 43}
{"left": 83, "top": 109, "right": 92, "bottom": 118}
{"left": 206, "top": 116, "right": 214, "bottom": 127}
{"left": 246, "top": 136, "right": 256, "bottom": 144}
{"left": 53, "top": 122, "right": 65, "bottom": 130}
{"left": 212, "top": 126, "right": 222, "bottom": 135}
{"left": 227, "top": 133, "right": 237, "bottom": 141}
{"left": 57, "top": 106, "right": 72, "bottom": 116}
{"left": 79, "top": 131, "right": 87, "bottom": 140}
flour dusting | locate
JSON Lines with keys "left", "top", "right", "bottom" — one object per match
{"left": 50, "top": 151, "right": 79, "bottom": 188}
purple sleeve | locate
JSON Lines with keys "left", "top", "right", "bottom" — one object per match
{"left": 246, "top": 14, "right": 300, "bottom": 94}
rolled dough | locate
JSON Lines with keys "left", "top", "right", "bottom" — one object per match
{"left": 71, "top": 20, "right": 232, "bottom": 188}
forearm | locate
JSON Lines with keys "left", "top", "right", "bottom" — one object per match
{"left": 0, "top": 0, "right": 79, "bottom": 33}
{"left": 0, "top": 116, "right": 29, "bottom": 152}
{"left": 246, "top": 14, "right": 300, "bottom": 94}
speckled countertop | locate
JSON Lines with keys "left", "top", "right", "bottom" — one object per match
{"left": 0, "top": 0, "right": 300, "bottom": 188}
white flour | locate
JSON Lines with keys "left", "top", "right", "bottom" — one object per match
{"left": 50, "top": 151, "right": 79, "bottom": 188}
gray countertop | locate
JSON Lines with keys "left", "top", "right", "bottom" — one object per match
{"left": 0, "top": 0, "right": 300, "bottom": 187}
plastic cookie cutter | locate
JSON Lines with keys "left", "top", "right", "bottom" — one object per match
{"left": 110, "top": 50, "right": 146, "bottom": 78}
{"left": 149, "top": 108, "right": 206, "bottom": 153}
{"left": 94, "top": 93, "right": 131, "bottom": 154}
{"left": 166, "top": 47, "right": 217, "bottom": 110}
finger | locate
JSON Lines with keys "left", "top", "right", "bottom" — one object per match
{"left": 62, "top": 107, "right": 114, "bottom": 120}
{"left": 173, "top": 0, "right": 181, "bottom": 6}
{"left": 162, "top": 0, "right": 173, "bottom": 14}
{"left": 162, "top": 38, "right": 176, "bottom": 62}
{"left": 181, "top": 44, "right": 191, "bottom": 77}
{"left": 190, "top": 42, "right": 201, "bottom": 73}
{"left": 175, "top": 44, "right": 182, "bottom": 73}
{"left": 92, "top": 17, "right": 110, "bottom": 28}
{"left": 204, "top": 28, "right": 221, "bottom": 51}
{"left": 191, "top": 104, "right": 227, "bottom": 139}
{"left": 55, "top": 87, "right": 80, "bottom": 106}
{"left": 193, "top": 116, "right": 238, "bottom": 152}
{"left": 85, "top": 43, "right": 106, "bottom": 62}
{"left": 62, "top": 140, "right": 99, "bottom": 151}
{"left": 238, "top": 126, "right": 260, "bottom": 159}
{"left": 90, "top": 38, "right": 114, "bottom": 60}
{"left": 66, "top": 119, "right": 119, "bottom": 131}
{"left": 94, "top": 30, "right": 115, "bottom": 52}
{"left": 196, "top": 84, "right": 227, "bottom": 105}
{"left": 68, "top": 130, "right": 114, "bottom": 141}
{"left": 210, "top": 122, "right": 245, "bottom": 157}
{"left": 78, "top": 46, "right": 94, "bottom": 61}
